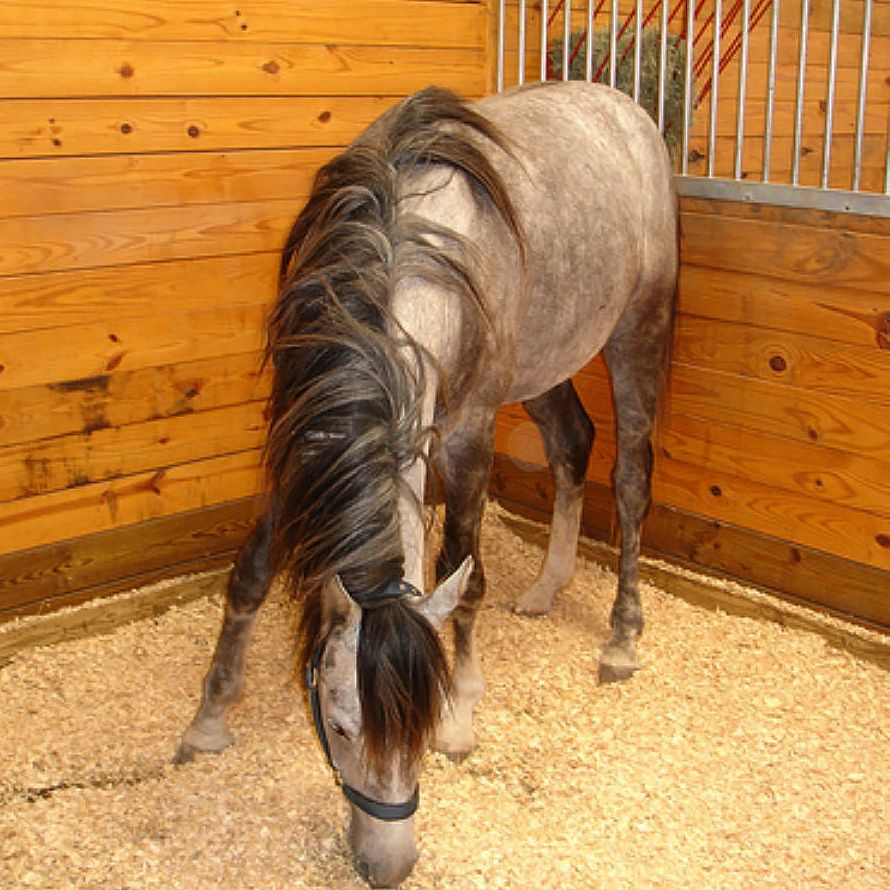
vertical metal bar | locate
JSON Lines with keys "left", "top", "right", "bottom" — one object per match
{"left": 610, "top": 0, "right": 619, "bottom": 88}
{"left": 762, "top": 0, "right": 779, "bottom": 182}
{"left": 518, "top": 0, "right": 527, "bottom": 86}
{"left": 792, "top": 0, "right": 809, "bottom": 186}
{"left": 658, "top": 0, "right": 669, "bottom": 134}
{"left": 708, "top": 0, "right": 722, "bottom": 177}
{"left": 821, "top": 0, "right": 841, "bottom": 189}
{"left": 682, "top": 0, "right": 696, "bottom": 175}
{"left": 497, "top": 0, "right": 506, "bottom": 92}
{"left": 852, "top": 0, "right": 872, "bottom": 191}
{"left": 540, "top": 0, "right": 550, "bottom": 82}
{"left": 563, "top": 0, "right": 572, "bottom": 81}
{"left": 633, "top": 0, "right": 643, "bottom": 103}
{"left": 733, "top": 0, "right": 750, "bottom": 179}
{"left": 585, "top": 0, "right": 594, "bottom": 82}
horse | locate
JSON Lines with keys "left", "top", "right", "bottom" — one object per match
{"left": 175, "top": 81, "right": 677, "bottom": 887}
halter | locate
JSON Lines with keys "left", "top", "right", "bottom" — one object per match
{"left": 304, "top": 577, "right": 423, "bottom": 822}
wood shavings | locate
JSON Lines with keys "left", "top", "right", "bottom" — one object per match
{"left": 1, "top": 503, "right": 888, "bottom": 889}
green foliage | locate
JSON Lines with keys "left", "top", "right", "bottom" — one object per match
{"left": 548, "top": 27, "right": 688, "bottom": 156}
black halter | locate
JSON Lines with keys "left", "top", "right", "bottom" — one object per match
{"left": 304, "top": 578, "right": 423, "bottom": 822}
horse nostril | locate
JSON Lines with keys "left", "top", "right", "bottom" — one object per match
{"left": 355, "top": 856, "right": 372, "bottom": 882}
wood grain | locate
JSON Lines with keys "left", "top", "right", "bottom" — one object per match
{"left": 0, "top": 1, "right": 484, "bottom": 46}
{"left": 0, "top": 495, "right": 262, "bottom": 622}
{"left": 0, "top": 400, "right": 266, "bottom": 502}
{"left": 0, "top": 352, "right": 268, "bottom": 448}
{"left": 0, "top": 95, "right": 394, "bottom": 159}
{"left": 0, "top": 449, "right": 264, "bottom": 557}
{"left": 0, "top": 199, "right": 297, "bottom": 276}
{"left": 0, "top": 40, "right": 483, "bottom": 99}
{"left": 0, "top": 303, "right": 266, "bottom": 391}
{"left": 674, "top": 314, "right": 890, "bottom": 406}
{"left": 0, "top": 149, "right": 331, "bottom": 219}
{"left": 0, "top": 253, "right": 278, "bottom": 335}
{"left": 679, "top": 264, "right": 890, "bottom": 350}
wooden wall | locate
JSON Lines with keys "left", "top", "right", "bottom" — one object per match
{"left": 492, "top": 196, "right": 890, "bottom": 629}
{"left": 0, "top": 0, "right": 488, "bottom": 621}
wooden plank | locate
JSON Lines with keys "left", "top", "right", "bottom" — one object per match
{"left": 0, "top": 149, "right": 331, "bottom": 220}
{"left": 0, "top": 1, "right": 484, "bottom": 47}
{"left": 0, "top": 572, "right": 226, "bottom": 661}
{"left": 0, "top": 494, "right": 263, "bottom": 624}
{"left": 680, "top": 210, "right": 890, "bottom": 296}
{"left": 652, "top": 455, "right": 890, "bottom": 570}
{"left": 0, "top": 400, "right": 266, "bottom": 501}
{"left": 674, "top": 314, "right": 890, "bottom": 406}
{"left": 0, "top": 303, "right": 266, "bottom": 391}
{"left": 0, "top": 40, "right": 483, "bottom": 99}
{"left": 0, "top": 95, "right": 394, "bottom": 159}
{"left": 0, "top": 352, "right": 269, "bottom": 448}
{"left": 660, "top": 413, "right": 890, "bottom": 519}
{"left": 679, "top": 194, "right": 890, "bottom": 238}
{"left": 669, "top": 365, "right": 890, "bottom": 455}
{"left": 0, "top": 199, "right": 297, "bottom": 276}
{"left": 0, "top": 449, "right": 264, "bottom": 557}
{"left": 0, "top": 253, "right": 278, "bottom": 335}
{"left": 678, "top": 264, "right": 890, "bottom": 350}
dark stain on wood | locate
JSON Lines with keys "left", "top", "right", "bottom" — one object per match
{"left": 49, "top": 375, "right": 110, "bottom": 395}
{"left": 262, "top": 60, "right": 280, "bottom": 75}
{"left": 106, "top": 353, "right": 125, "bottom": 372}
{"left": 118, "top": 63, "right": 135, "bottom": 79}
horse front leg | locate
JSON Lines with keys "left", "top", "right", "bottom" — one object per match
{"left": 174, "top": 509, "right": 276, "bottom": 763}
{"left": 433, "top": 421, "right": 494, "bottom": 761}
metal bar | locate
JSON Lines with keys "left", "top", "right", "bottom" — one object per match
{"left": 792, "top": 0, "right": 809, "bottom": 186}
{"left": 658, "top": 0, "right": 669, "bottom": 135}
{"left": 498, "top": 0, "right": 506, "bottom": 93}
{"left": 682, "top": 0, "right": 696, "bottom": 175}
{"left": 852, "top": 0, "right": 872, "bottom": 191}
{"left": 563, "top": 0, "right": 572, "bottom": 80}
{"left": 540, "top": 0, "right": 550, "bottom": 82}
{"left": 518, "top": 0, "right": 527, "bottom": 86}
{"left": 676, "top": 176, "right": 890, "bottom": 219}
{"left": 821, "top": 0, "right": 841, "bottom": 190}
{"left": 633, "top": 0, "right": 643, "bottom": 102}
{"left": 610, "top": 0, "right": 619, "bottom": 88}
{"left": 733, "top": 0, "right": 750, "bottom": 179}
{"left": 497, "top": 0, "right": 506, "bottom": 92}
{"left": 586, "top": 0, "right": 594, "bottom": 81}
{"left": 708, "top": 0, "right": 722, "bottom": 176}
{"left": 763, "top": 0, "right": 779, "bottom": 183}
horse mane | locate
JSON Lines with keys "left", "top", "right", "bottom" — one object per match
{"left": 265, "top": 86, "right": 520, "bottom": 772}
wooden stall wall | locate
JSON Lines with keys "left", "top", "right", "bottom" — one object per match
{"left": 492, "top": 196, "right": 890, "bottom": 629}
{"left": 0, "top": 0, "right": 487, "bottom": 621}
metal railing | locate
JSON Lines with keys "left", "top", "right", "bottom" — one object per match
{"left": 495, "top": 0, "right": 890, "bottom": 217}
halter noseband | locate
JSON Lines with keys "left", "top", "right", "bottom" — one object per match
{"left": 304, "top": 577, "right": 423, "bottom": 822}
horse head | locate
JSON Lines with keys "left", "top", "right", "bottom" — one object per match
{"left": 310, "top": 558, "right": 472, "bottom": 887}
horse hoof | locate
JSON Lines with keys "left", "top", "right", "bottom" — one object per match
{"left": 597, "top": 661, "right": 638, "bottom": 685}
{"left": 172, "top": 743, "right": 197, "bottom": 766}
{"left": 513, "top": 590, "right": 554, "bottom": 616}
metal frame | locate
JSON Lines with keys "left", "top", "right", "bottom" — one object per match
{"left": 495, "top": 0, "right": 890, "bottom": 215}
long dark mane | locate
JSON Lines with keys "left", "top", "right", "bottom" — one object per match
{"left": 265, "top": 87, "right": 520, "bottom": 771}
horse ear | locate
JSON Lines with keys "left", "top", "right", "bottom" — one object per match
{"left": 414, "top": 556, "right": 473, "bottom": 630}
{"left": 327, "top": 575, "right": 362, "bottom": 630}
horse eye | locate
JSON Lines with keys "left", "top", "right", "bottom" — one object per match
{"left": 329, "top": 720, "right": 350, "bottom": 739}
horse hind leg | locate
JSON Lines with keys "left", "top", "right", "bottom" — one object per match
{"left": 599, "top": 286, "right": 673, "bottom": 684}
{"left": 174, "top": 509, "right": 276, "bottom": 764}
{"left": 514, "top": 380, "right": 594, "bottom": 615}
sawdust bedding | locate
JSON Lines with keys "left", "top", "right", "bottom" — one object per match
{"left": 1, "top": 503, "right": 888, "bottom": 890}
